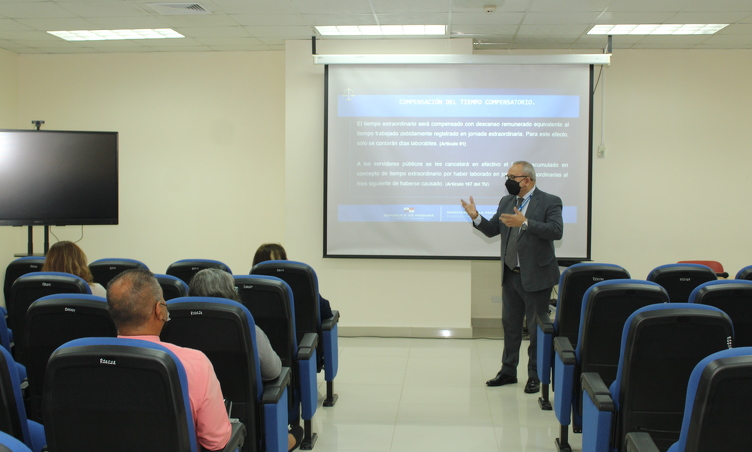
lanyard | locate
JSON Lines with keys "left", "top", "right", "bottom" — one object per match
{"left": 517, "top": 195, "right": 531, "bottom": 212}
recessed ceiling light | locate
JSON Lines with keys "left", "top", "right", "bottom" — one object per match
{"left": 48, "top": 29, "right": 185, "bottom": 41}
{"left": 315, "top": 25, "right": 446, "bottom": 36}
{"left": 588, "top": 24, "right": 728, "bottom": 35}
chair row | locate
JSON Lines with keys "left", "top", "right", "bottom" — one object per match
{"left": 0, "top": 294, "right": 296, "bottom": 452}
{"left": 534, "top": 262, "right": 752, "bottom": 452}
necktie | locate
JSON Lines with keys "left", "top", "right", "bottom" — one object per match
{"left": 504, "top": 197, "right": 524, "bottom": 270}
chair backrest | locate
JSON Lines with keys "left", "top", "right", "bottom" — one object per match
{"left": 233, "top": 275, "right": 299, "bottom": 422}
{"left": 0, "top": 347, "right": 34, "bottom": 448}
{"left": 677, "top": 260, "right": 728, "bottom": 278}
{"left": 574, "top": 280, "right": 669, "bottom": 417}
{"left": 735, "top": 265, "right": 752, "bottom": 281}
{"left": 646, "top": 263, "right": 717, "bottom": 303}
{"left": 88, "top": 258, "right": 149, "bottom": 287}
{"left": 155, "top": 274, "right": 190, "bottom": 301}
{"left": 160, "top": 297, "right": 261, "bottom": 452}
{"left": 689, "top": 279, "right": 752, "bottom": 347}
{"left": 0, "top": 431, "right": 32, "bottom": 452}
{"left": 670, "top": 347, "right": 752, "bottom": 452}
{"left": 250, "top": 261, "right": 321, "bottom": 367}
{"left": 8, "top": 272, "right": 91, "bottom": 362}
{"left": 554, "top": 263, "right": 631, "bottom": 346}
{"left": 3, "top": 257, "right": 45, "bottom": 308}
{"left": 610, "top": 303, "right": 733, "bottom": 452}
{"left": 24, "top": 294, "right": 117, "bottom": 422}
{"left": 165, "top": 259, "right": 232, "bottom": 285}
{"left": 43, "top": 337, "right": 199, "bottom": 452}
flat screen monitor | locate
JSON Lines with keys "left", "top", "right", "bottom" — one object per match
{"left": 0, "top": 129, "right": 119, "bottom": 226}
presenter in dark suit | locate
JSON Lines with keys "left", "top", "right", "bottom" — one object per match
{"left": 461, "top": 161, "right": 563, "bottom": 394}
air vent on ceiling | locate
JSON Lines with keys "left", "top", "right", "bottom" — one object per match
{"left": 147, "top": 3, "right": 211, "bottom": 15}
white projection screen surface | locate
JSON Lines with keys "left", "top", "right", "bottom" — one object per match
{"left": 325, "top": 63, "right": 593, "bottom": 260}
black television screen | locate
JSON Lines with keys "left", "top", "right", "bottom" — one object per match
{"left": 0, "top": 129, "right": 119, "bottom": 226}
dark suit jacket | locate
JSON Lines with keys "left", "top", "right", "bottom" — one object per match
{"left": 474, "top": 187, "right": 563, "bottom": 292}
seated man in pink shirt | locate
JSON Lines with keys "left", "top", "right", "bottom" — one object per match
{"left": 107, "top": 269, "right": 231, "bottom": 451}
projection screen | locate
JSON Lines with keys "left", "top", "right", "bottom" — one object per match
{"left": 325, "top": 63, "right": 592, "bottom": 260}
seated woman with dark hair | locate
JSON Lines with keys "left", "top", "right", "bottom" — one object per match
{"left": 252, "top": 243, "right": 333, "bottom": 320}
{"left": 42, "top": 240, "right": 106, "bottom": 297}
{"left": 188, "top": 268, "right": 303, "bottom": 451}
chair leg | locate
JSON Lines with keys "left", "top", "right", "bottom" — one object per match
{"left": 323, "top": 380, "right": 338, "bottom": 407}
{"left": 538, "top": 383, "right": 552, "bottom": 410}
{"left": 555, "top": 425, "right": 571, "bottom": 452}
{"left": 300, "top": 419, "right": 318, "bottom": 450}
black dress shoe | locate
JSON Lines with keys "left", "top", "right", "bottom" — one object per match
{"left": 486, "top": 372, "right": 518, "bottom": 387}
{"left": 524, "top": 378, "right": 540, "bottom": 394}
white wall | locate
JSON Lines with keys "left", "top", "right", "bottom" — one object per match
{"left": 3, "top": 44, "right": 752, "bottom": 330}
{"left": 10, "top": 50, "right": 286, "bottom": 281}
{"left": 0, "top": 48, "right": 20, "bottom": 307}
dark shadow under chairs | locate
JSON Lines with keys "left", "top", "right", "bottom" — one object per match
{"left": 626, "top": 347, "right": 752, "bottom": 452}
{"left": 250, "top": 260, "right": 340, "bottom": 407}
{"left": 43, "top": 337, "right": 246, "bottom": 452}
{"left": 165, "top": 259, "right": 232, "bottom": 286}
{"left": 646, "top": 263, "right": 717, "bottom": 303}
{"left": 8, "top": 272, "right": 91, "bottom": 366}
{"left": 581, "top": 303, "right": 733, "bottom": 452}
{"left": 24, "top": 294, "right": 117, "bottom": 422}
{"left": 552, "top": 280, "right": 669, "bottom": 452}
{"left": 88, "top": 258, "right": 149, "bottom": 287}
{"left": 155, "top": 274, "right": 190, "bottom": 301}
{"left": 537, "top": 263, "right": 630, "bottom": 410}
{"left": 0, "top": 347, "right": 44, "bottom": 452}
{"left": 689, "top": 279, "right": 752, "bottom": 347}
{"left": 160, "top": 297, "right": 291, "bottom": 452}
{"left": 233, "top": 275, "right": 319, "bottom": 450}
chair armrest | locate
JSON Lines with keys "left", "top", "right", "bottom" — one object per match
{"left": 204, "top": 420, "right": 246, "bottom": 452}
{"left": 537, "top": 312, "right": 554, "bottom": 334}
{"left": 625, "top": 432, "right": 660, "bottom": 452}
{"left": 262, "top": 367, "right": 291, "bottom": 405}
{"left": 554, "top": 336, "right": 576, "bottom": 365}
{"left": 581, "top": 372, "right": 614, "bottom": 411}
{"left": 297, "top": 332, "right": 319, "bottom": 360}
{"left": 322, "top": 310, "right": 340, "bottom": 331}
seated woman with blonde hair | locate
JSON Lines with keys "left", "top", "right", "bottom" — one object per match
{"left": 42, "top": 241, "right": 106, "bottom": 297}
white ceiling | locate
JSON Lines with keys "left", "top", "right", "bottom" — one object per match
{"left": 0, "top": 0, "right": 750, "bottom": 54}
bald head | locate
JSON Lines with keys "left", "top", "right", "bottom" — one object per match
{"left": 107, "top": 269, "right": 165, "bottom": 335}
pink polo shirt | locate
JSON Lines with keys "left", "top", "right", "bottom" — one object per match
{"left": 122, "top": 335, "right": 232, "bottom": 450}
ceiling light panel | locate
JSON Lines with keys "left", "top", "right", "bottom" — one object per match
{"left": 589, "top": 24, "right": 729, "bottom": 35}
{"left": 48, "top": 29, "right": 185, "bottom": 41}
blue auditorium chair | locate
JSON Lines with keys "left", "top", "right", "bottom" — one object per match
{"left": 676, "top": 260, "right": 728, "bottom": 278}
{"left": 0, "top": 431, "right": 32, "bottom": 452}
{"left": 581, "top": 304, "right": 733, "bottom": 452}
{"left": 3, "top": 257, "right": 45, "bottom": 309}
{"left": 24, "top": 294, "right": 117, "bottom": 422}
{"left": 689, "top": 279, "right": 752, "bottom": 347}
{"left": 552, "top": 280, "right": 669, "bottom": 452}
{"left": 0, "top": 347, "right": 44, "bottom": 452}
{"left": 250, "top": 260, "right": 340, "bottom": 407}
{"left": 161, "top": 297, "right": 291, "bottom": 452}
{"left": 536, "top": 263, "right": 630, "bottom": 410}
{"left": 8, "top": 272, "right": 90, "bottom": 365}
{"left": 646, "top": 263, "right": 717, "bottom": 303}
{"left": 166, "top": 259, "right": 232, "bottom": 285}
{"left": 89, "top": 258, "right": 149, "bottom": 287}
{"left": 734, "top": 265, "right": 752, "bottom": 281}
{"left": 43, "top": 337, "right": 246, "bottom": 452}
{"left": 234, "top": 275, "right": 319, "bottom": 449}
{"left": 626, "top": 347, "right": 752, "bottom": 452}
{"left": 155, "top": 273, "right": 190, "bottom": 301}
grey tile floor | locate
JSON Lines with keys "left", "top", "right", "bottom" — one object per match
{"left": 309, "top": 336, "right": 581, "bottom": 452}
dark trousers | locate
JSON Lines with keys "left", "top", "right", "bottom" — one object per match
{"left": 500, "top": 267, "right": 552, "bottom": 380}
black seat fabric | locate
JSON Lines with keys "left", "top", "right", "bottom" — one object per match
{"left": 88, "top": 258, "right": 149, "bottom": 287}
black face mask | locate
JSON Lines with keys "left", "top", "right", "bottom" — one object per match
{"left": 505, "top": 178, "right": 521, "bottom": 196}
